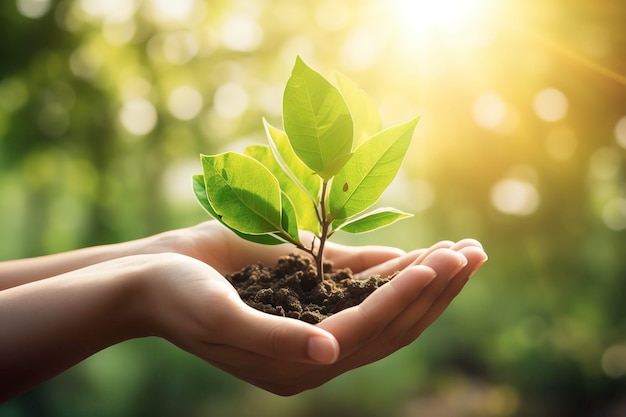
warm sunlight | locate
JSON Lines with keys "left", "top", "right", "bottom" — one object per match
{"left": 390, "top": 0, "right": 496, "bottom": 43}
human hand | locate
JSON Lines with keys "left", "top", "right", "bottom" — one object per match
{"left": 0, "top": 220, "right": 485, "bottom": 402}
{"left": 143, "top": 220, "right": 408, "bottom": 275}
{"left": 218, "top": 239, "right": 487, "bottom": 394}
{"left": 141, "top": 226, "right": 487, "bottom": 395}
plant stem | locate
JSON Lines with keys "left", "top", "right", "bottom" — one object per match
{"left": 315, "top": 221, "right": 330, "bottom": 284}
{"left": 314, "top": 180, "right": 331, "bottom": 283}
{"left": 285, "top": 180, "right": 331, "bottom": 285}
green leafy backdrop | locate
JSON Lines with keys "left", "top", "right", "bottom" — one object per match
{"left": 1, "top": 0, "right": 625, "bottom": 416}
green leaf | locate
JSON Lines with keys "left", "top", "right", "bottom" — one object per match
{"left": 262, "top": 119, "right": 321, "bottom": 204}
{"left": 280, "top": 191, "right": 301, "bottom": 243}
{"left": 192, "top": 174, "right": 285, "bottom": 245}
{"left": 328, "top": 117, "right": 419, "bottom": 221}
{"left": 333, "top": 207, "right": 413, "bottom": 233}
{"left": 201, "top": 152, "right": 283, "bottom": 235}
{"left": 283, "top": 56, "right": 354, "bottom": 180}
{"left": 244, "top": 143, "right": 320, "bottom": 234}
{"left": 336, "top": 72, "right": 381, "bottom": 148}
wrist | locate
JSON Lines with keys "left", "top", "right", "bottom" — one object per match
{"left": 110, "top": 255, "right": 170, "bottom": 340}
{"left": 125, "top": 253, "right": 198, "bottom": 341}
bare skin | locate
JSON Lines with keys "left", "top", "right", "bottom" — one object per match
{"left": 0, "top": 221, "right": 487, "bottom": 401}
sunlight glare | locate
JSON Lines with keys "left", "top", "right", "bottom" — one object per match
{"left": 390, "top": 0, "right": 493, "bottom": 41}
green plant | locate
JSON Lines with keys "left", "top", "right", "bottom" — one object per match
{"left": 193, "top": 57, "right": 419, "bottom": 283}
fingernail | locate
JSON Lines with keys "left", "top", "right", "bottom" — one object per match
{"left": 307, "top": 335, "right": 339, "bottom": 364}
{"left": 472, "top": 252, "right": 489, "bottom": 275}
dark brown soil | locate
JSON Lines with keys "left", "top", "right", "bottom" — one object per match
{"left": 225, "top": 254, "right": 392, "bottom": 324}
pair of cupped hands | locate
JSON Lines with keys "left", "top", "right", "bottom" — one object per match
{"left": 141, "top": 221, "right": 487, "bottom": 396}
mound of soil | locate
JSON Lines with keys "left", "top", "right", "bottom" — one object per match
{"left": 225, "top": 254, "right": 391, "bottom": 324}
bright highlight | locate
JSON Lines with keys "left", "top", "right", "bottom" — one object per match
{"left": 390, "top": 0, "right": 493, "bottom": 41}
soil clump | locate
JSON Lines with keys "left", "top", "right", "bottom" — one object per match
{"left": 226, "top": 254, "right": 391, "bottom": 324}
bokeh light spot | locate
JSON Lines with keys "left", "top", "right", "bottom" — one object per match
{"left": 17, "top": 0, "right": 51, "bottom": 18}
{"left": 220, "top": 14, "right": 264, "bottom": 52}
{"left": 602, "top": 198, "right": 626, "bottom": 231}
{"left": 167, "top": 86, "right": 203, "bottom": 121}
{"left": 533, "top": 88, "right": 568, "bottom": 122}
{"left": 602, "top": 344, "right": 626, "bottom": 378}
{"left": 472, "top": 92, "right": 507, "bottom": 129}
{"left": 213, "top": 83, "right": 249, "bottom": 119}
{"left": 162, "top": 32, "right": 199, "bottom": 65}
{"left": 69, "top": 45, "right": 103, "bottom": 80}
{"left": 102, "top": 19, "right": 136, "bottom": 45}
{"left": 491, "top": 179, "right": 540, "bottom": 216}
{"left": 144, "top": 0, "right": 202, "bottom": 24}
{"left": 119, "top": 97, "right": 157, "bottom": 136}
{"left": 79, "top": 0, "right": 138, "bottom": 22}
{"left": 614, "top": 116, "right": 626, "bottom": 149}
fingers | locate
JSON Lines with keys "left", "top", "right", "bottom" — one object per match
{"left": 414, "top": 238, "right": 480, "bottom": 264}
{"left": 350, "top": 244, "right": 487, "bottom": 366}
{"left": 323, "top": 242, "right": 407, "bottom": 274}
{"left": 316, "top": 240, "right": 487, "bottom": 369}
{"left": 352, "top": 238, "right": 481, "bottom": 280}
{"left": 212, "top": 300, "right": 340, "bottom": 365}
{"left": 316, "top": 265, "right": 436, "bottom": 350}
{"left": 351, "top": 248, "right": 426, "bottom": 281}
{"left": 401, "top": 245, "right": 487, "bottom": 342}
{"left": 317, "top": 248, "right": 469, "bottom": 359}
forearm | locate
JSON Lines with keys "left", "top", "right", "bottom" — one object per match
{"left": 0, "top": 257, "right": 149, "bottom": 402}
{"left": 0, "top": 233, "right": 167, "bottom": 290}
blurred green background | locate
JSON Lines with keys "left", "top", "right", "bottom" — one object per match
{"left": 1, "top": 0, "right": 625, "bottom": 416}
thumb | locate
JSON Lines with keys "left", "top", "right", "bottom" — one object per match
{"left": 222, "top": 304, "right": 340, "bottom": 364}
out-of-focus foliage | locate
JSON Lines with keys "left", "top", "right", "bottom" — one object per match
{"left": 1, "top": 0, "right": 625, "bottom": 416}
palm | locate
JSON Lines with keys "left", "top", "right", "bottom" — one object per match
{"left": 183, "top": 221, "right": 407, "bottom": 277}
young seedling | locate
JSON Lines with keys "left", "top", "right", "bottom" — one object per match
{"left": 193, "top": 57, "right": 419, "bottom": 284}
